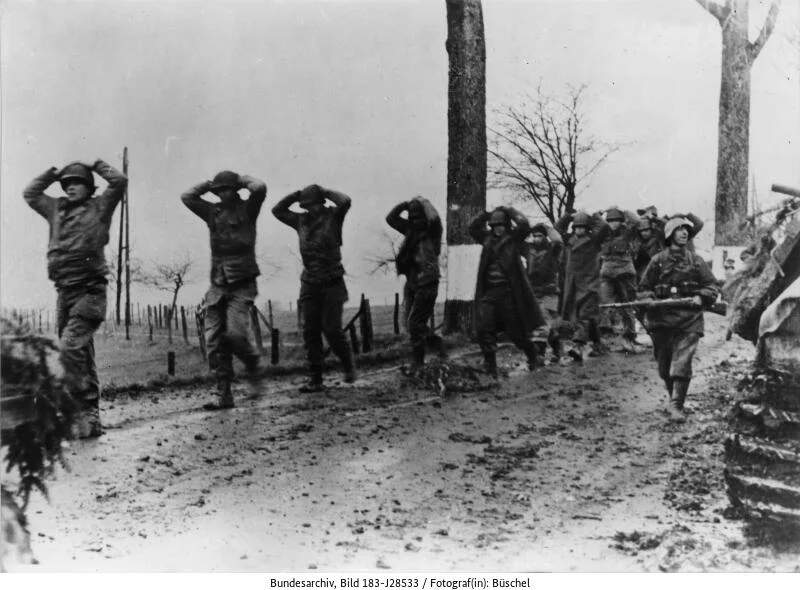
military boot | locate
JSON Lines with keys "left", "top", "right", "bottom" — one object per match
{"left": 72, "top": 397, "right": 102, "bottom": 439}
{"left": 667, "top": 378, "right": 689, "bottom": 422}
{"left": 483, "top": 352, "right": 498, "bottom": 378}
{"left": 204, "top": 379, "right": 235, "bottom": 410}
{"left": 567, "top": 342, "right": 585, "bottom": 364}
{"left": 409, "top": 344, "right": 426, "bottom": 373}
{"left": 548, "top": 335, "right": 562, "bottom": 364}
{"left": 242, "top": 359, "right": 263, "bottom": 397}
{"left": 526, "top": 346, "right": 543, "bottom": 371}
{"left": 299, "top": 368, "right": 325, "bottom": 393}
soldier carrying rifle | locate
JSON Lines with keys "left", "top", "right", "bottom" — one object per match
{"left": 635, "top": 217, "right": 719, "bottom": 421}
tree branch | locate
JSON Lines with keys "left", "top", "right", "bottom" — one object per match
{"left": 749, "top": 0, "right": 783, "bottom": 61}
{"left": 694, "top": 0, "right": 729, "bottom": 24}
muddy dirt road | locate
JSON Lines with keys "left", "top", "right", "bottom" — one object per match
{"left": 10, "top": 316, "right": 800, "bottom": 572}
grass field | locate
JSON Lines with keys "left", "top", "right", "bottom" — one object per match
{"left": 87, "top": 302, "right": 446, "bottom": 391}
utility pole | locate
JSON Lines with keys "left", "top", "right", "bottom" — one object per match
{"left": 123, "top": 147, "right": 131, "bottom": 341}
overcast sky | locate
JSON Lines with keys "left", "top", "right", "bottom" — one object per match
{"left": 1, "top": 0, "right": 798, "bottom": 312}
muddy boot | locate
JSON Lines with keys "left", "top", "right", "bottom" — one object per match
{"left": 548, "top": 335, "right": 562, "bottom": 364}
{"left": 408, "top": 344, "right": 426, "bottom": 373}
{"left": 204, "top": 379, "right": 235, "bottom": 410}
{"left": 242, "top": 360, "right": 263, "bottom": 397}
{"left": 621, "top": 336, "right": 638, "bottom": 354}
{"left": 588, "top": 340, "right": 608, "bottom": 357}
{"left": 664, "top": 378, "right": 674, "bottom": 399}
{"left": 299, "top": 368, "right": 325, "bottom": 393}
{"left": 72, "top": 397, "right": 102, "bottom": 439}
{"left": 483, "top": 352, "right": 498, "bottom": 378}
{"left": 427, "top": 334, "right": 448, "bottom": 360}
{"left": 525, "top": 346, "right": 543, "bottom": 371}
{"left": 567, "top": 342, "right": 585, "bottom": 364}
{"left": 667, "top": 378, "right": 689, "bottom": 422}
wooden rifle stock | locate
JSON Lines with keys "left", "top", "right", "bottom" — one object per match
{"left": 600, "top": 297, "right": 727, "bottom": 316}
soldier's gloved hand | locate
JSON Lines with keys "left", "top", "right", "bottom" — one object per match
{"left": 692, "top": 295, "right": 703, "bottom": 307}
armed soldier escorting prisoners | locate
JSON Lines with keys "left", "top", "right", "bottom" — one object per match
{"left": 181, "top": 170, "right": 267, "bottom": 410}
{"left": 23, "top": 158, "right": 128, "bottom": 438}
{"left": 272, "top": 184, "right": 357, "bottom": 392}
{"left": 637, "top": 216, "right": 718, "bottom": 420}
{"left": 386, "top": 197, "right": 445, "bottom": 369}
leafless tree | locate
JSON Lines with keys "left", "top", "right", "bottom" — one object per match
{"left": 694, "top": 0, "right": 783, "bottom": 246}
{"left": 364, "top": 229, "right": 401, "bottom": 277}
{"left": 141, "top": 254, "right": 194, "bottom": 327}
{"left": 489, "top": 83, "right": 620, "bottom": 224}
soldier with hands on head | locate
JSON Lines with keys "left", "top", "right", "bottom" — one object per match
{"left": 23, "top": 158, "right": 128, "bottom": 438}
{"left": 524, "top": 222, "right": 564, "bottom": 363}
{"left": 272, "top": 184, "right": 356, "bottom": 392}
{"left": 637, "top": 216, "right": 718, "bottom": 420}
{"left": 554, "top": 210, "right": 608, "bottom": 363}
{"left": 469, "top": 206, "right": 545, "bottom": 377}
{"left": 181, "top": 170, "right": 267, "bottom": 410}
{"left": 386, "top": 197, "right": 445, "bottom": 370}
{"left": 596, "top": 207, "right": 641, "bottom": 352}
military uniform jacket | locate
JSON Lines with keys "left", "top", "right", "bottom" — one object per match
{"left": 638, "top": 246, "right": 718, "bottom": 335}
{"left": 181, "top": 176, "right": 266, "bottom": 286}
{"left": 525, "top": 240, "right": 562, "bottom": 296}
{"left": 470, "top": 209, "right": 545, "bottom": 333}
{"left": 386, "top": 198, "right": 442, "bottom": 289}
{"left": 23, "top": 160, "right": 127, "bottom": 289}
{"left": 596, "top": 211, "right": 639, "bottom": 279}
{"left": 555, "top": 212, "right": 609, "bottom": 309}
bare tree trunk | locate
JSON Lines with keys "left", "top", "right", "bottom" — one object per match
{"left": 697, "top": 0, "right": 782, "bottom": 246}
{"left": 444, "top": 0, "right": 487, "bottom": 334}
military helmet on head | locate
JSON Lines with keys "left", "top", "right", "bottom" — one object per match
{"left": 210, "top": 170, "right": 239, "bottom": 194}
{"left": 606, "top": 207, "right": 624, "bottom": 222}
{"left": 59, "top": 163, "right": 95, "bottom": 191}
{"left": 488, "top": 208, "right": 509, "bottom": 226}
{"left": 572, "top": 211, "right": 591, "bottom": 228}
{"left": 530, "top": 222, "right": 548, "bottom": 237}
{"left": 664, "top": 216, "right": 693, "bottom": 241}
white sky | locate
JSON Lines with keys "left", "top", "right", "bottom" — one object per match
{"left": 1, "top": 0, "right": 798, "bottom": 312}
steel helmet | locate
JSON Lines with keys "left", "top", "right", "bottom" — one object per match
{"left": 637, "top": 218, "right": 652, "bottom": 231}
{"left": 210, "top": 170, "right": 239, "bottom": 193}
{"left": 572, "top": 211, "right": 591, "bottom": 228}
{"left": 664, "top": 216, "right": 693, "bottom": 241}
{"left": 530, "top": 222, "right": 549, "bottom": 237}
{"left": 488, "top": 208, "right": 509, "bottom": 226}
{"left": 59, "top": 163, "right": 95, "bottom": 191}
{"left": 606, "top": 207, "right": 624, "bottom": 222}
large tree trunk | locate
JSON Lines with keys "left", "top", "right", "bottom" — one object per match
{"left": 697, "top": 0, "right": 782, "bottom": 246}
{"left": 443, "top": 0, "right": 487, "bottom": 334}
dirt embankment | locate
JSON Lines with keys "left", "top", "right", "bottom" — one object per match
{"left": 5, "top": 316, "right": 800, "bottom": 572}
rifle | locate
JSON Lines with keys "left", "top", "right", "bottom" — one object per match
{"left": 600, "top": 297, "right": 727, "bottom": 316}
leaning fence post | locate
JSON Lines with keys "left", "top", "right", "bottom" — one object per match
{"left": 349, "top": 323, "right": 360, "bottom": 355}
{"left": 365, "top": 298, "right": 374, "bottom": 352}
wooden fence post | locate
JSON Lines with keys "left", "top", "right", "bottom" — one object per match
{"left": 359, "top": 295, "right": 373, "bottom": 354}
{"left": 181, "top": 306, "right": 189, "bottom": 344}
{"left": 195, "top": 308, "right": 207, "bottom": 361}
{"left": 393, "top": 292, "right": 400, "bottom": 335}
{"left": 167, "top": 351, "right": 175, "bottom": 376}
{"left": 349, "top": 323, "right": 360, "bottom": 355}
{"left": 296, "top": 299, "right": 303, "bottom": 331}
{"left": 268, "top": 300, "right": 274, "bottom": 330}
{"left": 270, "top": 328, "right": 280, "bottom": 365}
{"left": 147, "top": 305, "right": 154, "bottom": 342}
{"left": 167, "top": 306, "right": 174, "bottom": 345}
{"left": 251, "top": 307, "right": 264, "bottom": 354}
